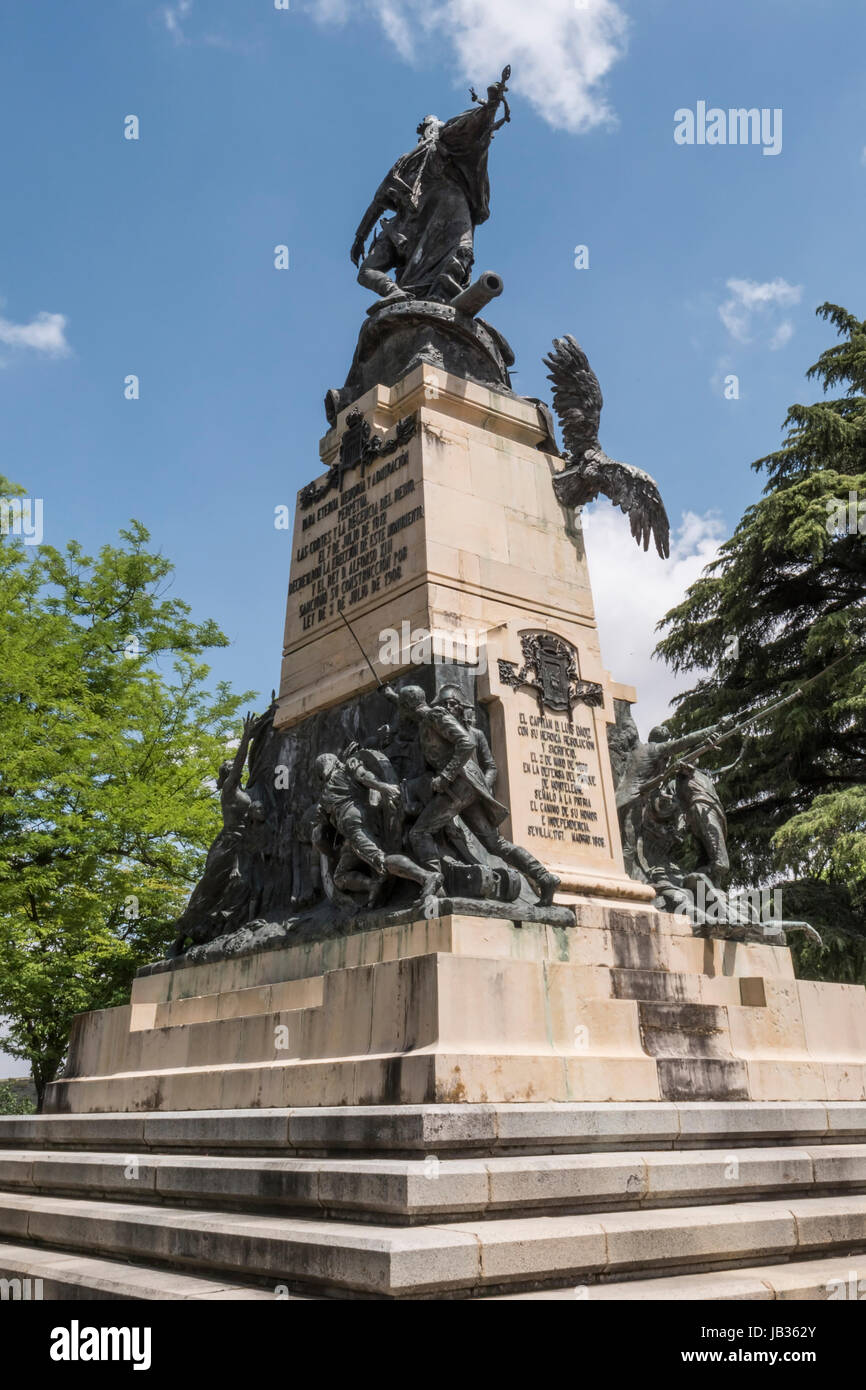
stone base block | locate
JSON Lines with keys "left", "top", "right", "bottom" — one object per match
{"left": 43, "top": 903, "right": 866, "bottom": 1114}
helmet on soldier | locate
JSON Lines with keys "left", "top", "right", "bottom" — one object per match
{"left": 433, "top": 683, "right": 467, "bottom": 708}
{"left": 398, "top": 685, "right": 427, "bottom": 712}
{"left": 313, "top": 753, "right": 339, "bottom": 785}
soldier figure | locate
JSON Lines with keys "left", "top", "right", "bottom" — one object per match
{"left": 431, "top": 686, "right": 504, "bottom": 873}
{"left": 383, "top": 683, "right": 560, "bottom": 906}
{"left": 169, "top": 711, "right": 258, "bottom": 954}
{"left": 615, "top": 719, "right": 730, "bottom": 883}
{"left": 311, "top": 749, "right": 442, "bottom": 908}
{"left": 672, "top": 760, "right": 731, "bottom": 888}
{"left": 458, "top": 694, "right": 497, "bottom": 790}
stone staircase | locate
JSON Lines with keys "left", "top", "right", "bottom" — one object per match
{"left": 1, "top": 1101, "right": 865, "bottom": 1299}
{"left": 7, "top": 905, "right": 864, "bottom": 1299}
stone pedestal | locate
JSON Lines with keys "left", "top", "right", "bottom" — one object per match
{"left": 277, "top": 363, "right": 649, "bottom": 904}
{"left": 45, "top": 901, "right": 866, "bottom": 1115}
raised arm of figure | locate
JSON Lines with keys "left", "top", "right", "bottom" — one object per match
{"left": 222, "top": 712, "right": 256, "bottom": 798}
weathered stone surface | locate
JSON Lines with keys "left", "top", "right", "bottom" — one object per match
{"left": 3, "top": 1187, "right": 865, "bottom": 1296}
{"left": 3, "top": 1104, "right": 866, "bottom": 1298}
{"left": 10, "top": 1100, "right": 865, "bottom": 1156}
{"left": 38, "top": 895, "right": 866, "bottom": 1115}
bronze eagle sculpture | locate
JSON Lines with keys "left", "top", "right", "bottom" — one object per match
{"left": 542, "top": 335, "right": 671, "bottom": 560}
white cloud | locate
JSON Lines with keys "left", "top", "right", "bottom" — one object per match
{"left": 769, "top": 319, "right": 794, "bottom": 351}
{"left": 311, "top": 0, "right": 350, "bottom": 18}
{"left": 0, "top": 309, "right": 70, "bottom": 358}
{"left": 307, "top": 0, "right": 630, "bottom": 133}
{"left": 377, "top": 2, "right": 414, "bottom": 60}
{"left": 718, "top": 277, "right": 802, "bottom": 346}
{"left": 162, "top": 0, "right": 193, "bottom": 41}
{"left": 158, "top": 1, "right": 258, "bottom": 54}
{"left": 584, "top": 506, "right": 724, "bottom": 733}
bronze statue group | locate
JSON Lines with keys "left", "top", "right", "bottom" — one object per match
{"left": 170, "top": 683, "right": 559, "bottom": 957}
{"left": 611, "top": 706, "right": 820, "bottom": 944}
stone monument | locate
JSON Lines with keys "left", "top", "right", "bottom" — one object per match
{"left": 3, "top": 70, "right": 866, "bottom": 1302}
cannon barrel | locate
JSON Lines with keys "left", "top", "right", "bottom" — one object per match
{"left": 451, "top": 271, "right": 504, "bottom": 318}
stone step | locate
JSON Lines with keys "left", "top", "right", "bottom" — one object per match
{"left": 488, "top": 1253, "right": 866, "bottom": 1300}
{"left": 0, "top": 1145, "right": 865, "bottom": 1221}
{"left": 3, "top": 1241, "right": 861, "bottom": 1303}
{"left": 38, "top": 1044, "right": 866, "bottom": 1113}
{"left": 51, "top": 939, "right": 866, "bottom": 1111}
{"left": 3, "top": 1102, "right": 866, "bottom": 1156}
{"left": 98, "top": 1009, "right": 323, "bottom": 1072}
{"left": 0, "top": 1189, "right": 865, "bottom": 1296}
{"left": 127, "top": 911, "right": 797, "bottom": 1014}
{"left": 0, "top": 1240, "right": 281, "bottom": 1300}
{"left": 141, "top": 975, "right": 324, "bottom": 1031}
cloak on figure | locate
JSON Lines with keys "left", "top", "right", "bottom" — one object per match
{"left": 365, "top": 100, "right": 501, "bottom": 301}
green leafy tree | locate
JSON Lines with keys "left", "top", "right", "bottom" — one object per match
{"left": 655, "top": 304, "right": 866, "bottom": 980}
{"left": 0, "top": 1082, "right": 36, "bottom": 1116}
{"left": 0, "top": 482, "right": 253, "bottom": 1105}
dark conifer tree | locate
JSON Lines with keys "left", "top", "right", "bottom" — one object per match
{"left": 656, "top": 305, "right": 866, "bottom": 980}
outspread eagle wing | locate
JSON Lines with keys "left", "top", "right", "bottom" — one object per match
{"left": 554, "top": 452, "right": 671, "bottom": 558}
{"left": 543, "top": 335, "right": 602, "bottom": 459}
{"left": 543, "top": 334, "right": 671, "bottom": 560}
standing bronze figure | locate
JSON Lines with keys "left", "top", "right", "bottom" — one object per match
{"left": 351, "top": 67, "right": 512, "bottom": 304}
{"left": 169, "top": 712, "right": 259, "bottom": 954}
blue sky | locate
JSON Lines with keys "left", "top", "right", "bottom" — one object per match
{"left": 1, "top": 0, "right": 864, "bottom": 1077}
{"left": 2, "top": 0, "right": 865, "bottom": 733}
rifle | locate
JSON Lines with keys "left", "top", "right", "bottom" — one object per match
{"left": 637, "top": 649, "right": 859, "bottom": 799}
{"left": 337, "top": 602, "right": 385, "bottom": 691}
{"left": 637, "top": 687, "right": 802, "bottom": 798}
